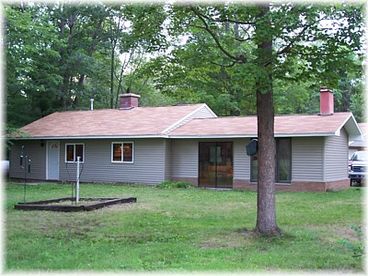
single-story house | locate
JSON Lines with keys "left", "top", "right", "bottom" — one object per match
{"left": 349, "top": 122, "right": 367, "bottom": 158}
{"left": 9, "top": 88, "right": 363, "bottom": 192}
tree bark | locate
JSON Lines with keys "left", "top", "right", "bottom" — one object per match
{"left": 254, "top": 4, "right": 280, "bottom": 236}
{"left": 110, "top": 41, "right": 115, "bottom": 109}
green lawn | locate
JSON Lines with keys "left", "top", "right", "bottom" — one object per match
{"left": 4, "top": 182, "right": 364, "bottom": 272}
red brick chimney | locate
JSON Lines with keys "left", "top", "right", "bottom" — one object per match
{"left": 319, "top": 87, "right": 334, "bottom": 116}
{"left": 119, "top": 93, "right": 140, "bottom": 109}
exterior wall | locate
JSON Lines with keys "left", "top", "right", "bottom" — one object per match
{"left": 324, "top": 128, "right": 349, "bottom": 181}
{"left": 170, "top": 139, "right": 199, "bottom": 185}
{"left": 291, "top": 137, "right": 324, "bottom": 181}
{"left": 233, "top": 179, "right": 349, "bottom": 192}
{"left": 170, "top": 137, "right": 328, "bottom": 188}
{"left": 164, "top": 139, "right": 171, "bottom": 180}
{"left": 233, "top": 139, "right": 250, "bottom": 181}
{"left": 9, "top": 133, "right": 350, "bottom": 192}
{"left": 170, "top": 138, "right": 250, "bottom": 186}
{"left": 235, "top": 137, "right": 327, "bottom": 185}
{"left": 59, "top": 139, "right": 166, "bottom": 184}
{"left": 9, "top": 140, "right": 46, "bottom": 180}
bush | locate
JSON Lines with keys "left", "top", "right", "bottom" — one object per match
{"left": 156, "top": 181, "right": 193, "bottom": 189}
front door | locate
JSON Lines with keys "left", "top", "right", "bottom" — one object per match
{"left": 47, "top": 141, "right": 60, "bottom": 180}
{"left": 199, "top": 142, "right": 233, "bottom": 188}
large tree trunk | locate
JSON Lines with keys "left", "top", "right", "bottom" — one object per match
{"left": 255, "top": 85, "right": 279, "bottom": 235}
{"left": 254, "top": 4, "right": 280, "bottom": 236}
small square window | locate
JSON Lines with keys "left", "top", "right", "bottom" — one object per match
{"left": 65, "top": 144, "right": 84, "bottom": 163}
{"left": 111, "top": 142, "right": 134, "bottom": 163}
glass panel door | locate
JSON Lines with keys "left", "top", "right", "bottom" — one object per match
{"left": 199, "top": 142, "right": 217, "bottom": 188}
{"left": 199, "top": 142, "right": 233, "bottom": 188}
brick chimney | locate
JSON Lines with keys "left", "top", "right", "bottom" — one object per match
{"left": 319, "top": 87, "right": 334, "bottom": 116}
{"left": 119, "top": 93, "right": 140, "bottom": 109}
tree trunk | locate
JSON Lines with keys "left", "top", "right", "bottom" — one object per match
{"left": 110, "top": 43, "right": 115, "bottom": 109}
{"left": 254, "top": 4, "right": 280, "bottom": 236}
{"left": 78, "top": 18, "right": 104, "bottom": 91}
{"left": 61, "top": 73, "right": 69, "bottom": 110}
{"left": 115, "top": 66, "right": 125, "bottom": 108}
{"left": 255, "top": 85, "right": 280, "bottom": 235}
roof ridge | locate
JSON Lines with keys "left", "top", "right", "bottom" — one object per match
{"left": 188, "top": 112, "right": 352, "bottom": 120}
{"left": 51, "top": 103, "right": 206, "bottom": 113}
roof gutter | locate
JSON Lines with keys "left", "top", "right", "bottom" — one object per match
{"left": 168, "top": 132, "right": 337, "bottom": 139}
{"left": 11, "top": 132, "right": 340, "bottom": 140}
{"left": 9, "top": 134, "right": 169, "bottom": 140}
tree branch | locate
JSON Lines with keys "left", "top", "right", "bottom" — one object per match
{"left": 190, "top": 7, "right": 245, "bottom": 63}
{"left": 276, "top": 16, "right": 327, "bottom": 56}
{"left": 209, "top": 60, "right": 237, "bottom": 68}
{"left": 193, "top": 8, "right": 255, "bottom": 25}
{"left": 276, "top": 24, "right": 311, "bottom": 56}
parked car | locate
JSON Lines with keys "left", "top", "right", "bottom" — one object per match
{"left": 349, "top": 151, "right": 368, "bottom": 186}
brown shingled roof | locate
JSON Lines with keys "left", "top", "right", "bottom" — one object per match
{"left": 170, "top": 112, "right": 353, "bottom": 137}
{"left": 18, "top": 104, "right": 355, "bottom": 139}
{"left": 20, "top": 104, "right": 205, "bottom": 138}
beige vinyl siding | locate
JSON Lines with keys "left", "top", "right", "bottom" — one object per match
{"left": 171, "top": 139, "right": 199, "bottom": 178}
{"left": 324, "top": 128, "right": 349, "bottom": 181}
{"left": 291, "top": 137, "right": 324, "bottom": 181}
{"left": 233, "top": 139, "right": 250, "bottom": 180}
{"left": 59, "top": 139, "right": 166, "bottom": 184}
{"left": 9, "top": 140, "right": 46, "bottom": 180}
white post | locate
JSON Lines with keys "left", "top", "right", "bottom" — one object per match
{"left": 90, "top": 98, "right": 94, "bottom": 111}
{"left": 76, "top": 156, "right": 80, "bottom": 204}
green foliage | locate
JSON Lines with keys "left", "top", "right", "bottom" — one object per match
{"left": 5, "top": 3, "right": 364, "bottom": 131}
{"left": 5, "top": 3, "right": 171, "bottom": 128}
{"left": 5, "top": 5, "right": 63, "bottom": 127}
{"left": 5, "top": 126, "right": 29, "bottom": 151}
{"left": 156, "top": 180, "right": 193, "bottom": 189}
{"left": 140, "top": 3, "right": 364, "bottom": 117}
{"left": 5, "top": 3, "right": 364, "bottom": 127}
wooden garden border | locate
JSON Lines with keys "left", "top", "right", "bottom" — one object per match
{"left": 14, "top": 197, "right": 137, "bottom": 212}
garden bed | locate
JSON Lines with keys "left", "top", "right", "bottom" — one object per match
{"left": 14, "top": 197, "right": 137, "bottom": 212}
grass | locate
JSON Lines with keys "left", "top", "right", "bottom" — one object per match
{"left": 4, "top": 181, "right": 364, "bottom": 272}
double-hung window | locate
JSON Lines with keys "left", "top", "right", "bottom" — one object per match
{"left": 65, "top": 143, "right": 84, "bottom": 163}
{"left": 111, "top": 142, "right": 134, "bottom": 163}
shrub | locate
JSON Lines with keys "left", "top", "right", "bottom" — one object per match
{"left": 156, "top": 181, "right": 193, "bottom": 189}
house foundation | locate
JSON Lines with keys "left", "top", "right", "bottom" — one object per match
{"left": 233, "top": 179, "right": 350, "bottom": 192}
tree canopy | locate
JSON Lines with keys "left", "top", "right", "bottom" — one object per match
{"left": 5, "top": 2, "right": 364, "bottom": 128}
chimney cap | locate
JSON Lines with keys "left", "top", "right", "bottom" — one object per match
{"left": 119, "top": 93, "right": 141, "bottom": 98}
{"left": 320, "top": 87, "right": 333, "bottom": 93}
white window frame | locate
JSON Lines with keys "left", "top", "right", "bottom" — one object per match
{"left": 65, "top": 143, "right": 85, "bottom": 163}
{"left": 111, "top": 141, "right": 134, "bottom": 164}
